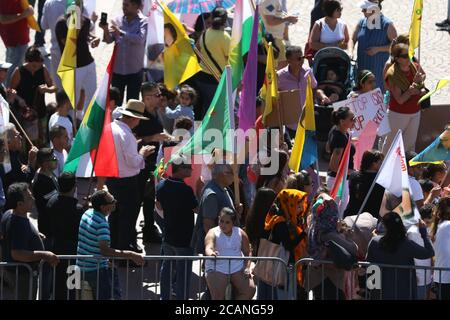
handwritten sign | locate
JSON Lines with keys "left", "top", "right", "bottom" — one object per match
{"left": 332, "top": 88, "right": 390, "bottom": 137}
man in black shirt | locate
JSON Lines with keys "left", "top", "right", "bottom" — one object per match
{"left": 0, "top": 183, "right": 58, "bottom": 300}
{"left": 134, "top": 82, "right": 170, "bottom": 246}
{"left": 46, "top": 172, "right": 84, "bottom": 300}
{"left": 156, "top": 155, "right": 198, "bottom": 300}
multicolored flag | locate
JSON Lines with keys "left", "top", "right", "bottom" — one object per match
{"left": 237, "top": 5, "right": 259, "bottom": 131}
{"left": 57, "top": 11, "right": 77, "bottom": 109}
{"left": 288, "top": 77, "right": 318, "bottom": 172}
{"left": 408, "top": 0, "right": 423, "bottom": 59}
{"left": 20, "top": 0, "right": 41, "bottom": 31}
{"left": 228, "top": 0, "right": 255, "bottom": 90}
{"left": 409, "top": 125, "right": 450, "bottom": 166}
{"left": 261, "top": 42, "right": 278, "bottom": 125}
{"left": 160, "top": 0, "right": 202, "bottom": 90}
{"left": 64, "top": 47, "right": 119, "bottom": 177}
{"left": 330, "top": 137, "right": 351, "bottom": 216}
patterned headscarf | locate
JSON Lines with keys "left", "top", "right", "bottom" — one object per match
{"left": 264, "top": 189, "right": 308, "bottom": 284}
{"left": 307, "top": 196, "right": 339, "bottom": 260}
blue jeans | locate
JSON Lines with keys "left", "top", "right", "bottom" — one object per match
{"left": 84, "top": 267, "right": 122, "bottom": 300}
{"left": 5, "top": 44, "right": 28, "bottom": 86}
{"left": 111, "top": 71, "right": 143, "bottom": 105}
{"left": 160, "top": 243, "right": 193, "bottom": 300}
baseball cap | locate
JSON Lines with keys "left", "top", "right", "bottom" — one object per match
{"left": 0, "top": 62, "right": 12, "bottom": 70}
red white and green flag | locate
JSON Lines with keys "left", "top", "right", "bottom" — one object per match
{"left": 330, "top": 136, "right": 351, "bottom": 216}
{"left": 64, "top": 47, "right": 119, "bottom": 177}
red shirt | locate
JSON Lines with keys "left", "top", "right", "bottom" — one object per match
{"left": 0, "top": 0, "right": 29, "bottom": 47}
{"left": 387, "top": 64, "right": 421, "bottom": 114}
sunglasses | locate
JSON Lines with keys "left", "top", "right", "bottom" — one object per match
{"left": 397, "top": 53, "right": 410, "bottom": 59}
{"left": 146, "top": 92, "right": 162, "bottom": 98}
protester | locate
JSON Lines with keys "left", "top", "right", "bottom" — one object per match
{"left": 406, "top": 151, "right": 425, "bottom": 209}
{"left": 316, "top": 68, "right": 344, "bottom": 104}
{"left": 205, "top": 207, "right": 255, "bottom": 300}
{"left": 0, "top": 1, "right": 34, "bottom": 86}
{"left": 100, "top": 0, "right": 147, "bottom": 104}
{"left": 285, "top": 170, "right": 314, "bottom": 196}
{"left": 431, "top": 197, "right": 450, "bottom": 300}
{"left": 0, "top": 183, "right": 59, "bottom": 300}
{"left": 49, "top": 125, "right": 69, "bottom": 177}
{"left": 382, "top": 42, "right": 427, "bottom": 153}
{"left": 260, "top": 0, "right": 298, "bottom": 69}
{"left": 77, "top": 190, "right": 144, "bottom": 300}
{"left": 48, "top": 90, "right": 77, "bottom": 145}
{"left": 156, "top": 83, "right": 177, "bottom": 133}
{"left": 10, "top": 46, "right": 57, "bottom": 146}
{"left": 423, "top": 163, "right": 447, "bottom": 187}
{"left": 348, "top": 70, "right": 377, "bottom": 98}
{"left": 165, "top": 85, "right": 196, "bottom": 127}
{"left": 46, "top": 172, "right": 84, "bottom": 300}
{"left": 344, "top": 150, "right": 385, "bottom": 219}
{"left": 350, "top": 0, "right": 397, "bottom": 92}
{"left": 366, "top": 211, "right": 434, "bottom": 300}
{"left": 191, "top": 12, "right": 213, "bottom": 44}
{"left": 106, "top": 99, "right": 155, "bottom": 253}
{"left": 156, "top": 155, "right": 198, "bottom": 300}
{"left": 0, "top": 61, "right": 16, "bottom": 102}
{"left": 309, "top": 0, "right": 349, "bottom": 53}
{"left": 256, "top": 149, "right": 289, "bottom": 195}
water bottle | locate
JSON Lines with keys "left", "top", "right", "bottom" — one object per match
{"left": 383, "top": 90, "right": 390, "bottom": 106}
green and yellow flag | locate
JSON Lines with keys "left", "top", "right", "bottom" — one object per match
{"left": 408, "top": 0, "right": 423, "bottom": 60}
{"left": 57, "top": 11, "right": 77, "bottom": 108}
{"left": 419, "top": 76, "right": 450, "bottom": 104}
{"left": 261, "top": 42, "right": 278, "bottom": 125}
{"left": 160, "top": 0, "right": 202, "bottom": 90}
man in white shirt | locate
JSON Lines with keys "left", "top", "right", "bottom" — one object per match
{"left": 106, "top": 99, "right": 155, "bottom": 253}
{"left": 49, "top": 125, "right": 69, "bottom": 177}
{"left": 260, "top": 0, "right": 298, "bottom": 69}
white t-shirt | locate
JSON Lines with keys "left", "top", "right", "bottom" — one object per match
{"left": 260, "top": 0, "right": 286, "bottom": 39}
{"left": 434, "top": 221, "right": 450, "bottom": 283}
{"left": 407, "top": 225, "right": 432, "bottom": 286}
{"left": 53, "top": 149, "right": 68, "bottom": 177}
{"left": 318, "top": 18, "right": 346, "bottom": 45}
{"left": 49, "top": 113, "right": 74, "bottom": 144}
{"left": 409, "top": 176, "right": 424, "bottom": 202}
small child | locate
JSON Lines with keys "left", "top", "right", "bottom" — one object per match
{"left": 48, "top": 90, "right": 76, "bottom": 145}
{"left": 316, "top": 69, "right": 343, "bottom": 105}
{"left": 165, "top": 85, "right": 196, "bottom": 123}
{"left": 49, "top": 125, "right": 70, "bottom": 176}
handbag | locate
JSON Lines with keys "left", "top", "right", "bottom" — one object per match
{"left": 419, "top": 87, "right": 431, "bottom": 109}
{"left": 304, "top": 20, "right": 323, "bottom": 64}
{"left": 252, "top": 229, "right": 290, "bottom": 288}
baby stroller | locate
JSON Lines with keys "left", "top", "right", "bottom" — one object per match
{"left": 312, "top": 47, "right": 357, "bottom": 142}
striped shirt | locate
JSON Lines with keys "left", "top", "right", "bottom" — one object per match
{"left": 77, "top": 209, "right": 110, "bottom": 272}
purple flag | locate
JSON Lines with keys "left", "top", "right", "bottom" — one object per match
{"left": 237, "top": 6, "right": 259, "bottom": 131}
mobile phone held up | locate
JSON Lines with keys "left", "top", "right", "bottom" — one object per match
{"left": 100, "top": 12, "right": 108, "bottom": 26}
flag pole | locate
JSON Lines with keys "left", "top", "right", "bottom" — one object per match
{"left": 352, "top": 130, "right": 401, "bottom": 229}
{"left": 5, "top": 105, "right": 34, "bottom": 147}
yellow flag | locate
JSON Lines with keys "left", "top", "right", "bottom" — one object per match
{"left": 20, "top": 0, "right": 41, "bottom": 32}
{"left": 57, "top": 12, "right": 77, "bottom": 109}
{"left": 408, "top": 0, "right": 423, "bottom": 60}
{"left": 160, "top": 1, "right": 202, "bottom": 90}
{"left": 419, "top": 76, "right": 450, "bottom": 104}
{"left": 261, "top": 42, "right": 278, "bottom": 125}
{"left": 289, "top": 77, "right": 316, "bottom": 172}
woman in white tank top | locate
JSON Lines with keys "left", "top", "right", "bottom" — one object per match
{"left": 205, "top": 208, "right": 256, "bottom": 300}
{"left": 309, "top": 0, "right": 349, "bottom": 51}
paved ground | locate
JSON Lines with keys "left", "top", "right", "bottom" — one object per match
{"left": 1, "top": 0, "right": 449, "bottom": 300}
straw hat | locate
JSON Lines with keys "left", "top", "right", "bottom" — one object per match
{"left": 118, "top": 99, "right": 149, "bottom": 120}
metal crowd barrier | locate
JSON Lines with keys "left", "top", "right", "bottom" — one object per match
{"left": 37, "top": 255, "right": 289, "bottom": 300}
{"left": 3, "top": 256, "right": 450, "bottom": 300}
{"left": 0, "top": 262, "right": 34, "bottom": 300}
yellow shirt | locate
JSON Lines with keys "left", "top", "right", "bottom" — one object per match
{"left": 198, "top": 29, "right": 231, "bottom": 77}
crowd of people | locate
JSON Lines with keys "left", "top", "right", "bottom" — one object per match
{"left": 0, "top": 0, "right": 449, "bottom": 301}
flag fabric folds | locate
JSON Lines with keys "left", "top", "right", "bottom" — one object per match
{"left": 288, "top": 76, "right": 318, "bottom": 172}
{"left": 261, "top": 42, "right": 278, "bottom": 125}
{"left": 64, "top": 47, "right": 119, "bottom": 177}
{"left": 330, "top": 137, "right": 351, "bottom": 216}
{"left": 375, "top": 130, "right": 419, "bottom": 226}
{"left": 160, "top": 0, "right": 202, "bottom": 90}
{"left": 57, "top": 11, "right": 78, "bottom": 109}
{"left": 237, "top": 5, "right": 259, "bottom": 131}
{"left": 20, "top": 0, "right": 41, "bottom": 31}
{"left": 408, "top": 0, "right": 423, "bottom": 60}
{"left": 409, "top": 125, "right": 450, "bottom": 165}
{"left": 419, "top": 76, "right": 450, "bottom": 104}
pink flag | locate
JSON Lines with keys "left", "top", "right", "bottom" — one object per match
{"left": 353, "top": 120, "right": 378, "bottom": 171}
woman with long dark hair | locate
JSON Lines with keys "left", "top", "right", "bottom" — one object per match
{"left": 256, "top": 149, "right": 289, "bottom": 195}
{"left": 366, "top": 211, "right": 434, "bottom": 300}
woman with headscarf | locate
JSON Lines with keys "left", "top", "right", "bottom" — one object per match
{"left": 257, "top": 189, "right": 309, "bottom": 300}
{"left": 306, "top": 191, "right": 358, "bottom": 300}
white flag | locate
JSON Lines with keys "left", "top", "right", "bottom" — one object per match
{"left": 0, "top": 94, "right": 10, "bottom": 132}
{"left": 376, "top": 130, "right": 419, "bottom": 226}
{"left": 0, "top": 95, "right": 11, "bottom": 173}
{"left": 143, "top": 0, "right": 164, "bottom": 65}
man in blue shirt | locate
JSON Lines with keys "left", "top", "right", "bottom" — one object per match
{"left": 77, "top": 190, "right": 144, "bottom": 300}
